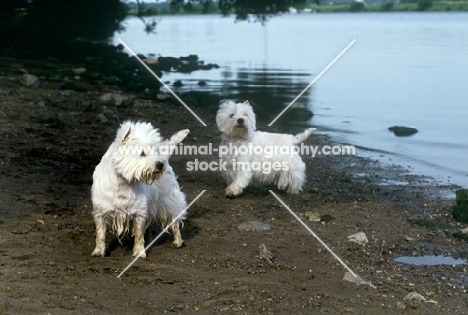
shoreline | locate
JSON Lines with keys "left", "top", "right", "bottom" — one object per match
{"left": 1, "top": 57, "right": 467, "bottom": 314}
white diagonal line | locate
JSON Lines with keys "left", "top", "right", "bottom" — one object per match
{"left": 118, "top": 38, "right": 207, "bottom": 127}
{"left": 269, "top": 190, "right": 357, "bottom": 278}
{"left": 117, "top": 190, "right": 206, "bottom": 278}
{"left": 268, "top": 39, "right": 356, "bottom": 126}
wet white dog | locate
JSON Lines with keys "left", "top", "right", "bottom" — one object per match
{"left": 216, "top": 100, "right": 315, "bottom": 197}
{"left": 91, "top": 121, "right": 189, "bottom": 258}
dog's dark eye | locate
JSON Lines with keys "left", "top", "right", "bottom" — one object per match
{"left": 230, "top": 114, "right": 234, "bottom": 118}
{"left": 140, "top": 151, "right": 146, "bottom": 157}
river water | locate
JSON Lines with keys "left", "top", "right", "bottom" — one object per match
{"left": 114, "top": 12, "right": 468, "bottom": 187}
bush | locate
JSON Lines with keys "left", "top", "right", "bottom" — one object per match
{"left": 453, "top": 204, "right": 468, "bottom": 223}
{"left": 417, "top": 0, "right": 433, "bottom": 10}
{"left": 380, "top": 0, "right": 394, "bottom": 11}
{"left": 349, "top": 1, "right": 365, "bottom": 11}
{"left": 453, "top": 189, "right": 468, "bottom": 223}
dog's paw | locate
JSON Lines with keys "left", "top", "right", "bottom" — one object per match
{"left": 171, "top": 239, "right": 185, "bottom": 249}
{"left": 132, "top": 250, "right": 147, "bottom": 259}
{"left": 91, "top": 248, "right": 105, "bottom": 257}
{"left": 225, "top": 186, "right": 242, "bottom": 197}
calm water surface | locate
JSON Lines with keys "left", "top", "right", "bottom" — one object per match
{"left": 115, "top": 13, "right": 468, "bottom": 187}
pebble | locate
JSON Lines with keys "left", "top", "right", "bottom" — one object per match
{"left": 143, "top": 58, "right": 158, "bottom": 65}
{"left": 100, "top": 93, "right": 123, "bottom": 106}
{"left": 404, "top": 292, "right": 426, "bottom": 302}
{"left": 258, "top": 244, "right": 274, "bottom": 264}
{"left": 303, "top": 211, "right": 321, "bottom": 222}
{"left": 58, "top": 90, "right": 76, "bottom": 97}
{"left": 0, "top": 111, "right": 7, "bottom": 119}
{"left": 73, "top": 67, "right": 87, "bottom": 75}
{"left": 395, "top": 301, "right": 406, "bottom": 310}
{"left": 461, "top": 227, "right": 468, "bottom": 234}
{"left": 342, "top": 272, "right": 376, "bottom": 288}
{"left": 96, "top": 113, "right": 108, "bottom": 124}
{"left": 347, "top": 232, "right": 369, "bottom": 245}
{"left": 20, "top": 74, "right": 39, "bottom": 87}
{"left": 237, "top": 221, "right": 271, "bottom": 231}
{"left": 102, "top": 109, "right": 119, "bottom": 122}
{"left": 157, "top": 93, "right": 170, "bottom": 100}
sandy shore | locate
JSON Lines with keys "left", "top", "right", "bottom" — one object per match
{"left": 0, "top": 57, "right": 467, "bottom": 314}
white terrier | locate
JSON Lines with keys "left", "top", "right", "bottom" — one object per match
{"left": 91, "top": 121, "right": 189, "bottom": 258}
{"left": 216, "top": 100, "right": 315, "bottom": 197}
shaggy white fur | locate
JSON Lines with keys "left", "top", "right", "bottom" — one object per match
{"left": 91, "top": 121, "right": 189, "bottom": 258}
{"left": 216, "top": 100, "right": 315, "bottom": 197}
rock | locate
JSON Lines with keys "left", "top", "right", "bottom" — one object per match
{"left": 388, "top": 126, "right": 418, "bottom": 137}
{"left": 258, "top": 244, "right": 274, "bottom": 264}
{"left": 73, "top": 67, "right": 87, "bottom": 75}
{"left": 347, "top": 232, "right": 369, "bottom": 245}
{"left": 0, "top": 111, "right": 7, "bottom": 119}
{"left": 102, "top": 109, "right": 119, "bottom": 122}
{"left": 36, "top": 101, "right": 46, "bottom": 107}
{"left": 404, "top": 292, "right": 426, "bottom": 302}
{"left": 284, "top": 102, "right": 314, "bottom": 120}
{"left": 461, "top": 227, "right": 468, "bottom": 234}
{"left": 96, "top": 113, "right": 108, "bottom": 124}
{"left": 157, "top": 93, "right": 171, "bottom": 101}
{"left": 58, "top": 90, "right": 76, "bottom": 97}
{"left": 143, "top": 58, "right": 158, "bottom": 65}
{"left": 342, "top": 272, "right": 376, "bottom": 288}
{"left": 100, "top": 93, "right": 123, "bottom": 106}
{"left": 320, "top": 214, "right": 334, "bottom": 223}
{"left": 395, "top": 302, "right": 406, "bottom": 310}
{"left": 20, "top": 74, "right": 39, "bottom": 87}
{"left": 237, "top": 221, "right": 271, "bottom": 231}
{"left": 303, "top": 211, "right": 321, "bottom": 222}
{"left": 290, "top": 102, "right": 307, "bottom": 109}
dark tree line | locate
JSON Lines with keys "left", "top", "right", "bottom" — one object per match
{"left": 0, "top": 0, "right": 312, "bottom": 56}
{"left": 1, "top": 0, "right": 127, "bottom": 56}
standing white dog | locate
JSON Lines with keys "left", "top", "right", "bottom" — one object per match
{"left": 91, "top": 121, "right": 189, "bottom": 258}
{"left": 216, "top": 100, "right": 315, "bottom": 197}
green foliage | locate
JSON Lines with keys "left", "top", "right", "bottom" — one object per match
{"left": 219, "top": 0, "right": 310, "bottom": 24}
{"left": 455, "top": 189, "right": 468, "bottom": 205}
{"left": 453, "top": 204, "right": 468, "bottom": 223}
{"left": 349, "top": 1, "right": 365, "bottom": 11}
{"left": 453, "top": 189, "right": 468, "bottom": 223}
{"left": 203, "top": 0, "right": 219, "bottom": 13}
{"left": 452, "top": 231, "right": 468, "bottom": 241}
{"left": 417, "top": 0, "right": 433, "bottom": 10}
{"left": 380, "top": 0, "right": 395, "bottom": 11}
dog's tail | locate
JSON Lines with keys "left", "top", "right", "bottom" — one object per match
{"left": 293, "top": 128, "right": 316, "bottom": 144}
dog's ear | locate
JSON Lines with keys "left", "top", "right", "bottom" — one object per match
{"left": 221, "top": 99, "right": 234, "bottom": 107}
{"left": 121, "top": 127, "right": 131, "bottom": 143}
{"left": 169, "top": 129, "right": 190, "bottom": 146}
{"left": 243, "top": 100, "right": 251, "bottom": 106}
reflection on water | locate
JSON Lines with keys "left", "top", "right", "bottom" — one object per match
{"left": 162, "top": 66, "right": 314, "bottom": 123}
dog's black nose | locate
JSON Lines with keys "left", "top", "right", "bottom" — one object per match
{"left": 237, "top": 118, "right": 244, "bottom": 125}
{"left": 156, "top": 162, "right": 164, "bottom": 171}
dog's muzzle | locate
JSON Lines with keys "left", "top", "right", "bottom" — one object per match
{"left": 141, "top": 162, "right": 164, "bottom": 185}
{"left": 235, "top": 118, "right": 245, "bottom": 128}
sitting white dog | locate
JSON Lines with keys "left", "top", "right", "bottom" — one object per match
{"left": 91, "top": 121, "right": 189, "bottom": 258}
{"left": 216, "top": 100, "right": 315, "bottom": 197}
